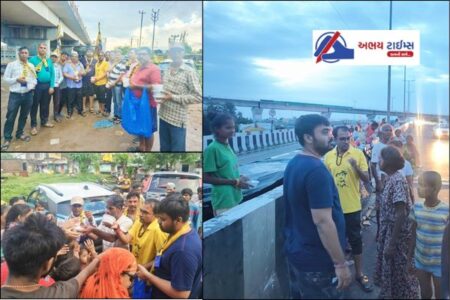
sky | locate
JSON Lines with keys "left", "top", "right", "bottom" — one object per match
{"left": 204, "top": 1, "right": 449, "bottom": 121}
{"left": 76, "top": 1, "right": 202, "bottom": 51}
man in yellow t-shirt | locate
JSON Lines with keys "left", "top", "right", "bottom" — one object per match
{"left": 114, "top": 199, "right": 167, "bottom": 267}
{"left": 92, "top": 51, "right": 109, "bottom": 116}
{"left": 324, "top": 125, "right": 373, "bottom": 292}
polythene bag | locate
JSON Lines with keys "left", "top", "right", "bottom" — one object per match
{"left": 132, "top": 277, "right": 152, "bottom": 299}
{"left": 122, "top": 87, "right": 152, "bottom": 138}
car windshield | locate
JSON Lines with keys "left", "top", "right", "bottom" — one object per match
{"left": 57, "top": 196, "right": 108, "bottom": 218}
{"left": 149, "top": 174, "right": 200, "bottom": 193}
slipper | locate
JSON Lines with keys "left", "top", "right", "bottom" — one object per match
{"left": 18, "top": 135, "right": 31, "bottom": 142}
{"left": 90, "top": 108, "right": 94, "bottom": 113}
{"left": 1, "top": 141, "right": 11, "bottom": 151}
{"left": 356, "top": 275, "right": 374, "bottom": 292}
{"left": 30, "top": 127, "right": 38, "bottom": 136}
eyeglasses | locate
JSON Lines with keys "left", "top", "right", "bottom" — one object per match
{"left": 338, "top": 137, "right": 351, "bottom": 141}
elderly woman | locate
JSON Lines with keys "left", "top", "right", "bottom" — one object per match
{"left": 79, "top": 247, "right": 137, "bottom": 298}
{"left": 63, "top": 51, "right": 86, "bottom": 118}
{"left": 374, "top": 145, "right": 419, "bottom": 299}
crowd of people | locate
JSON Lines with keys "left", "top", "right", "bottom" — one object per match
{"left": 2, "top": 42, "right": 201, "bottom": 152}
{"left": 0, "top": 179, "right": 203, "bottom": 298}
{"left": 204, "top": 112, "right": 448, "bottom": 299}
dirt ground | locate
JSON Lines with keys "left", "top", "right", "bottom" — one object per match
{"left": 1, "top": 78, "right": 202, "bottom": 152}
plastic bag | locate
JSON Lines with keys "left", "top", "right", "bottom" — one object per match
{"left": 132, "top": 277, "right": 152, "bottom": 299}
{"left": 122, "top": 87, "right": 152, "bottom": 138}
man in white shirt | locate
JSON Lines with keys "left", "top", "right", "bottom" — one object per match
{"left": 2, "top": 46, "right": 37, "bottom": 151}
{"left": 81, "top": 195, "right": 133, "bottom": 251}
{"left": 50, "top": 52, "right": 64, "bottom": 123}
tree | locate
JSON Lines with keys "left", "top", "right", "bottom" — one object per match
{"left": 68, "top": 153, "right": 101, "bottom": 173}
{"left": 142, "top": 154, "right": 200, "bottom": 171}
{"left": 112, "top": 153, "right": 130, "bottom": 172}
{"left": 115, "top": 46, "right": 131, "bottom": 56}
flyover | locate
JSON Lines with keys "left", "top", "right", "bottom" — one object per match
{"left": 204, "top": 96, "right": 449, "bottom": 122}
{"left": 1, "top": 1, "right": 91, "bottom": 55}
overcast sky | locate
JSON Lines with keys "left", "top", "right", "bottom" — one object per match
{"left": 204, "top": 1, "right": 449, "bottom": 121}
{"left": 76, "top": 1, "right": 202, "bottom": 51}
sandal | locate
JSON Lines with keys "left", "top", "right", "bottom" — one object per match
{"left": 18, "top": 135, "right": 31, "bottom": 142}
{"left": 90, "top": 108, "right": 94, "bottom": 113}
{"left": 356, "top": 275, "right": 374, "bottom": 292}
{"left": 1, "top": 141, "right": 11, "bottom": 151}
{"left": 30, "top": 127, "right": 38, "bottom": 136}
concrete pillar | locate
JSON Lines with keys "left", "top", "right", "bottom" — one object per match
{"left": 268, "top": 132, "right": 273, "bottom": 146}
{"left": 231, "top": 135, "right": 239, "bottom": 153}
{"left": 247, "top": 134, "right": 254, "bottom": 151}
{"left": 239, "top": 133, "right": 248, "bottom": 152}
{"left": 254, "top": 132, "right": 261, "bottom": 149}
{"left": 251, "top": 107, "right": 263, "bottom": 122}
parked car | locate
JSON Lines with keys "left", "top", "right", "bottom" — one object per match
{"left": 145, "top": 171, "right": 202, "bottom": 201}
{"left": 26, "top": 182, "right": 114, "bottom": 225}
{"left": 433, "top": 123, "right": 449, "bottom": 139}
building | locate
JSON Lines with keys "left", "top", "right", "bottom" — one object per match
{"left": 1, "top": 1, "right": 91, "bottom": 56}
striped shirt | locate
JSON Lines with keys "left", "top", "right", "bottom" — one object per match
{"left": 159, "top": 63, "right": 202, "bottom": 128}
{"left": 410, "top": 201, "right": 449, "bottom": 272}
{"left": 107, "top": 61, "right": 127, "bottom": 86}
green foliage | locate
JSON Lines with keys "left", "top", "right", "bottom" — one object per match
{"left": 203, "top": 102, "right": 251, "bottom": 135}
{"left": 115, "top": 46, "right": 131, "bottom": 56}
{"left": 67, "top": 153, "right": 101, "bottom": 173}
{"left": 142, "top": 153, "right": 200, "bottom": 171}
{"left": 1, "top": 173, "right": 111, "bottom": 202}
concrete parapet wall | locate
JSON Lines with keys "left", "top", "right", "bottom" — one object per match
{"left": 203, "top": 186, "right": 289, "bottom": 299}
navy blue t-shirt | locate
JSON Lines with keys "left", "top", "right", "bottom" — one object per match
{"left": 152, "top": 229, "right": 202, "bottom": 299}
{"left": 283, "top": 154, "right": 346, "bottom": 272}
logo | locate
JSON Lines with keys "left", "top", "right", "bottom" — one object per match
{"left": 312, "top": 30, "right": 420, "bottom": 65}
{"left": 314, "top": 31, "right": 354, "bottom": 63}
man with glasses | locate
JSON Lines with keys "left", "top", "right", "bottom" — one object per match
{"left": 324, "top": 126, "right": 373, "bottom": 292}
{"left": 159, "top": 42, "right": 202, "bottom": 152}
{"left": 29, "top": 43, "right": 55, "bottom": 136}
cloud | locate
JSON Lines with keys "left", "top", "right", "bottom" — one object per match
{"left": 423, "top": 73, "right": 449, "bottom": 83}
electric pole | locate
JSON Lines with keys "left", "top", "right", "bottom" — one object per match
{"left": 386, "top": 0, "right": 393, "bottom": 123}
{"left": 151, "top": 9, "right": 160, "bottom": 52}
{"left": 138, "top": 10, "right": 146, "bottom": 47}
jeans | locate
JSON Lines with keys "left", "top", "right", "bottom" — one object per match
{"left": 287, "top": 261, "right": 343, "bottom": 299}
{"left": 105, "top": 87, "right": 112, "bottom": 113}
{"left": 67, "top": 88, "right": 82, "bottom": 115}
{"left": 59, "top": 88, "right": 68, "bottom": 115}
{"left": 159, "top": 118, "right": 186, "bottom": 152}
{"left": 51, "top": 87, "right": 60, "bottom": 119}
{"left": 3, "top": 91, "right": 33, "bottom": 141}
{"left": 30, "top": 82, "right": 51, "bottom": 127}
{"left": 112, "top": 85, "right": 123, "bottom": 118}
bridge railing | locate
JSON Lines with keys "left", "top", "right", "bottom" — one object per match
{"left": 203, "top": 129, "right": 297, "bottom": 153}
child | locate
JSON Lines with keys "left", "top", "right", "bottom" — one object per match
{"left": 75, "top": 239, "right": 97, "bottom": 270}
{"left": 410, "top": 171, "right": 449, "bottom": 299}
{"left": 181, "top": 188, "right": 201, "bottom": 232}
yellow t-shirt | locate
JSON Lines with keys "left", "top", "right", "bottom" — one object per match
{"left": 94, "top": 60, "right": 109, "bottom": 86}
{"left": 128, "top": 218, "right": 168, "bottom": 265}
{"left": 323, "top": 146, "right": 368, "bottom": 214}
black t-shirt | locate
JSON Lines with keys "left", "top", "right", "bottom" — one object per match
{"left": 1, "top": 278, "right": 79, "bottom": 299}
{"left": 152, "top": 229, "right": 202, "bottom": 299}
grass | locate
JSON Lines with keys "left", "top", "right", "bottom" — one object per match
{"left": 1, "top": 173, "right": 112, "bottom": 203}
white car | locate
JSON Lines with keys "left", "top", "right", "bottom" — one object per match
{"left": 145, "top": 171, "right": 202, "bottom": 201}
{"left": 433, "top": 124, "right": 449, "bottom": 139}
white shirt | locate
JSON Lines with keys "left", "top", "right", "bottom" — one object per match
{"left": 98, "top": 213, "right": 133, "bottom": 251}
{"left": 3, "top": 60, "right": 37, "bottom": 93}
{"left": 401, "top": 160, "right": 414, "bottom": 177}
{"left": 53, "top": 63, "right": 64, "bottom": 88}
{"left": 371, "top": 141, "right": 388, "bottom": 180}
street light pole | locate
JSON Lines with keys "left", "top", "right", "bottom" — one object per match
{"left": 138, "top": 10, "right": 146, "bottom": 47}
{"left": 386, "top": 0, "right": 393, "bottom": 123}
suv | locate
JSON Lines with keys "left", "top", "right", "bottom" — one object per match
{"left": 26, "top": 182, "right": 115, "bottom": 225}
{"left": 146, "top": 171, "right": 202, "bottom": 201}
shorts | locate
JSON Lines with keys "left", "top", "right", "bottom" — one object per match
{"left": 344, "top": 210, "right": 363, "bottom": 255}
{"left": 415, "top": 258, "right": 442, "bottom": 277}
{"left": 94, "top": 85, "right": 106, "bottom": 103}
{"left": 82, "top": 81, "right": 95, "bottom": 97}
